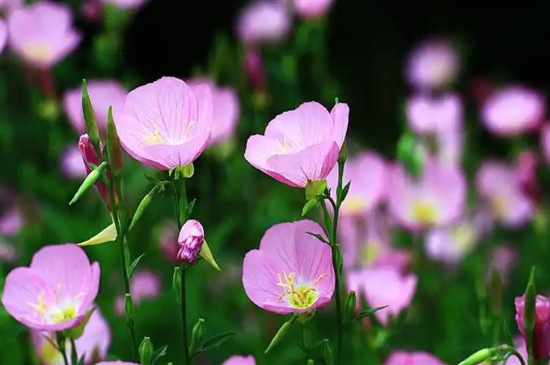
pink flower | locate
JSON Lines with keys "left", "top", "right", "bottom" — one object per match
{"left": 515, "top": 294, "right": 550, "bottom": 361}
{"left": 516, "top": 150, "right": 540, "bottom": 204}
{"left": 1, "top": 244, "right": 100, "bottom": 331}
{"left": 157, "top": 220, "right": 178, "bottom": 262}
{"left": 338, "top": 212, "right": 409, "bottom": 271}
{"left": 425, "top": 210, "right": 491, "bottom": 264}
{"left": 0, "top": 206, "right": 23, "bottom": 236}
{"left": 8, "top": 1, "right": 81, "bottom": 68}
{"left": 244, "top": 48, "right": 266, "bottom": 92}
{"left": 242, "top": 220, "right": 334, "bottom": 314}
{"left": 115, "top": 270, "right": 160, "bottom": 315}
{"left": 487, "top": 245, "right": 517, "bottom": 286}
{"left": 188, "top": 79, "right": 240, "bottom": 146}
{"left": 245, "top": 101, "right": 349, "bottom": 187}
{"left": 78, "top": 134, "right": 115, "bottom": 210}
{"left": 434, "top": 127, "right": 463, "bottom": 167}
{"left": 101, "top": 0, "right": 149, "bottom": 10}
{"left": 222, "top": 355, "right": 256, "bottom": 365}
{"left": 0, "top": 19, "right": 7, "bottom": 54}
{"left": 482, "top": 86, "right": 545, "bottom": 136}
{"left": 0, "top": 241, "right": 16, "bottom": 263}
{"left": 542, "top": 124, "right": 550, "bottom": 164}
{"left": 347, "top": 267, "right": 417, "bottom": 325}
{"left": 406, "top": 93, "right": 462, "bottom": 135}
{"left": 294, "top": 0, "right": 334, "bottom": 19}
{"left": 177, "top": 220, "right": 205, "bottom": 264}
{"left": 388, "top": 161, "right": 466, "bottom": 230}
{"left": 384, "top": 351, "right": 445, "bottom": 365}
{"left": 113, "top": 77, "right": 213, "bottom": 170}
{"left": 236, "top": 1, "right": 291, "bottom": 44}
{"left": 63, "top": 80, "right": 127, "bottom": 133}
{"left": 0, "top": 0, "right": 22, "bottom": 13}
{"left": 31, "top": 309, "right": 111, "bottom": 364}
{"left": 60, "top": 146, "right": 87, "bottom": 179}
{"left": 406, "top": 38, "right": 458, "bottom": 90}
{"left": 327, "top": 151, "right": 387, "bottom": 215}
{"left": 476, "top": 161, "right": 534, "bottom": 227}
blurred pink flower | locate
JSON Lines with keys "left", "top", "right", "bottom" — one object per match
{"left": 517, "top": 150, "right": 540, "bottom": 204}
{"left": 406, "top": 93, "right": 462, "bottom": 135}
{"left": 8, "top": 1, "right": 81, "bottom": 69}
{"left": 82, "top": 0, "right": 102, "bottom": 22}
{"left": 406, "top": 38, "right": 458, "bottom": 90}
{"left": 63, "top": 80, "right": 127, "bottom": 133}
{"left": 542, "top": 124, "right": 550, "bottom": 164}
{"left": 242, "top": 220, "right": 334, "bottom": 314}
{"left": 222, "top": 355, "right": 256, "bottom": 365}
{"left": 0, "top": 0, "right": 22, "bottom": 13}
{"left": 476, "top": 161, "right": 534, "bottom": 227}
{"left": 101, "top": 0, "right": 149, "bottom": 10}
{"left": 294, "top": 0, "right": 334, "bottom": 19}
{"left": 177, "top": 219, "right": 205, "bottom": 264}
{"left": 425, "top": 210, "right": 492, "bottom": 264}
{"left": 244, "top": 48, "right": 267, "bottom": 92}
{"left": 245, "top": 101, "right": 348, "bottom": 187}
{"left": 60, "top": 145, "right": 87, "bottom": 179}
{"left": 158, "top": 220, "right": 178, "bottom": 262}
{"left": 338, "top": 212, "right": 410, "bottom": 271}
{"left": 515, "top": 294, "right": 550, "bottom": 362}
{"left": 0, "top": 240, "right": 16, "bottom": 262}
{"left": 115, "top": 270, "right": 160, "bottom": 315}
{"left": 0, "top": 19, "right": 7, "bottom": 54}
{"left": 487, "top": 245, "right": 517, "bottom": 286}
{"left": 388, "top": 161, "right": 466, "bottom": 230}
{"left": 327, "top": 151, "right": 387, "bottom": 216}
{"left": 482, "top": 85, "right": 545, "bottom": 136}
{"left": 434, "top": 126, "right": 463, "bottom": 167}
{"left": 384, "top": 351, "right": 445, "bottom": 365}
{"left": 0, "top": 206, "right": 22, "bottom": 236}
{"left": 236, "top": 1, "right": 291, "bottom": 44}
{"left": 31, "top": 309, "right": 111, "bottom": 364}
{"left": 114, "top": 77, "right": 213, "bottom": 170}
{"left": 78, "top": 134, "right": 115, "bottom": 210}
{"left": 188, "top": 79, "right": 240, "bottom": 146}
{"left": 1, "top": 244, "right": 100, "bottom": 331}
{"left": 347, "top": 267, "right": 417, "bottom": 325}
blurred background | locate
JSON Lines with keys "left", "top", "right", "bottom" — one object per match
{"left": 2, "top": 0, "right": 550, "bottom": 364}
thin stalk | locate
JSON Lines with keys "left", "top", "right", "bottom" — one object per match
{"left": 56, "top": 336, "right": 69, "bottom": 365}
{"left": 173, "top": 176, "right": 190, "bottom": 364}
{"left": 107, "top": 170, "right": 139, "bottom": 360}
{"left": 320, "top": 199, "right": 343, "bottom": 365}
{"left": 69, "top": 338, "right": 78, "bottom": 365}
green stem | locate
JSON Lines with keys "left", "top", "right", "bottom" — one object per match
{"left": 69, "top": 337, "right": 78, "bottom": 365}
{"left": 107, "top": 170, "right": 139, "bottom": 360}
{"left": 173, "top": 176, "right": 190, "bottom": 364}
{"left": 56, "top": 336, "right": 69, "bottom": 365}
{"left": 320, "top": 199, "right": 343, "bottom": 365}
{"left": 500, "top": 345, "right": 526, "bottom": 365}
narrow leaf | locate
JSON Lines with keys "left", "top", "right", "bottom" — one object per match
{"left": 69, "top": 161, "right": 108, "bottom": 205}
{"left": 150, "top": 345, "right": 168, "bottom": 365}
{"left": 354, "top": 306, "right": 388, "bottom": 321}
{"left": 82, "top": 79, "right": 100, "bottom": 144}
{"left": 129, "top": 185, "right": 160, "bottom": 231}
{"left": 200, "top": 240, "right": 220, "bottom": 271}
{"left": 306, "top": 232, "right": 328, "bottom": 244}
{"left": 77, "top": 223, "right": 117, "bottom": 246}
{"left": 198, "top": 331, "right": 236, "bottom": 353}
{"left": 265, "top": 317, "right": 295, "bottom": 354}
{"left": 128, "top": 253, "right": 146, "bottom": 278}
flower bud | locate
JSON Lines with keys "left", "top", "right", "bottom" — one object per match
{"left": 139, "top": 337, "right": 153, "bottom": 365}
{"left": 189, "top": 318, "right": 206, "bottom": 354}
{"left": 78, "top": 134, "right": 117, "bottom": 210}
{"left": 173, "top": 266, "right": 182, "bottom": 303}
{"left": 177, "top": 220, "right": 205, "bottom": 265}
{"left": 515, "top": 293, "right": 550, "bottom": 361}
{"left": 82, "top": 79, "right": 100, "bottom": 145}
{"left": 344, "top": 291, "right": 357, "bottom": 324}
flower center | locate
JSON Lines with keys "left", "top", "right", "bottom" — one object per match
{"left": 411, "top": 201, "right": 437, "bottom": 225}
{"left": 144, "top": 129, "right": 165, "bottom": 145}
{"left": 342, "top": 196, "right": 367, "bottom": 214}
{"left": 27, "top": 288, "right": 84, "bottom": 324}
{"left": 491, "top": 195, "right": 508, "bottom": 219}
{"left": 276, "top": 271, "right": 326, "bottom": 309}
{"left": 361, "top": 241, "right": 381, "bottom": 267}
{"left": 23, "top": 43, "right": 52, "bottom": 62}
{"left": 451, "top": 225, "right": 475, "bottom": 253}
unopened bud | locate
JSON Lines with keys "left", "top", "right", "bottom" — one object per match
{"left": 139, "top": 337, "right": 153, "bottom": 365}
{"left": 177, "top": 220, "right": 205, "bottom": 265}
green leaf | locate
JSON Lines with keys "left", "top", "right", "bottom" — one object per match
{"left": 354, "top": 306, "right": 388, "bottom": 321}
{"left": 197, "top": 331, "right": 236, "bottom": 353}
{"left": 128, "top": 253, "right": 146, "bottom": 278}
{"left": 340, "top": 181, "right": 351, "bottom": 202}
{"left": 200, "top": 240, "right": 221, "bottom": 271}
{"left": 77, "top": 223, "right": 117, "bottom": 246}
{"left": 301, "top": 199, "right": 319, "bottom": 217}
{"left": 69, "top": 161, "right": 108, "bottom": 206}
{"left": 150, "top": 345, "right": 168, "bottom": 365}
{"left": 129, "top": 185, "right": 160, "bottom": 231}
{"left": 265, "top": 316, "right": 296, "bottom": 354}
{"left": 107, "top": 106, "right": 123, "bottom": 178}
{"left": 306, "top": 232, "right": 328, "bottom": 244}
{"left": 82, "top": 79, "right": 100, "bottom": 144}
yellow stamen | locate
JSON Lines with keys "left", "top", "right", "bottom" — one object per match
{"left": 411, "top": 201, "right": 437, "bottom": 225}
{"left": 276, "top": 271, "right": 326, "bottom": 309}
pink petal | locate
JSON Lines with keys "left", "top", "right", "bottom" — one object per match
{"left": 330, "top": 102, "right": 349, "bottom": 148}
{"left": 266, "top": 141, "right": 339, "bottom": 187}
